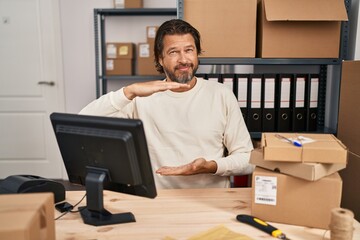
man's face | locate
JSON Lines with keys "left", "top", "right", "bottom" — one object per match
{"left": 159, "top": 34, "right": 198, "bottom": 84}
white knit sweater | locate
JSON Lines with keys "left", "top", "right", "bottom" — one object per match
{"left": 79, "top": 78, "right": 254, "bottom": 189}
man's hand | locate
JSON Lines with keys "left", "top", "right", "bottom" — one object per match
{"left": 156, "top": 158, "right": 217, "bottom": 176}
{"left": 123, "top": 80, "right": 190, "bottom": 100}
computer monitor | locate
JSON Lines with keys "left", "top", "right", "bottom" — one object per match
{"left": 50, "top": 112, "right": 157, "bottom": 226}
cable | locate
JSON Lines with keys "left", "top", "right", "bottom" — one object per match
{"left": 54, "top": 193, "right": 86, "bottom": 221}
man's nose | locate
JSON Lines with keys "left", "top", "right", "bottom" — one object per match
{"left": 178, "top": 51, "right": 189, "bottom": 63}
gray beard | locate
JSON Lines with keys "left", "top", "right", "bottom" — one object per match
{"left": 163, "top": 65, "right": 198, "bottom": 84}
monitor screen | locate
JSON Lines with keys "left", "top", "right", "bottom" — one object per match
{"left": 50, "top": 112, "right": 157, "bottom": 226}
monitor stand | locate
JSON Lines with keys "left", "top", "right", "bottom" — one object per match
{"left": 78, "top": 167, "right": 136, "bottom": 226}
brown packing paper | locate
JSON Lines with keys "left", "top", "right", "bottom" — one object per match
{"left": 164, "top": 225, "right": 253, "bottom": 240}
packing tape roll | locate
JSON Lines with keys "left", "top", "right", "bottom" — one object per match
{"left": 329, "top": 208, "right": 355, "bottom": 240}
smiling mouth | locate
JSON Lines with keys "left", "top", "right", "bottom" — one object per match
{"left": 176, "top": 64, "right": 192, "bottom": 71}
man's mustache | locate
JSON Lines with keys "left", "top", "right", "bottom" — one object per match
{"left": 175, "top": 63, "right": 193, "bottom": 70}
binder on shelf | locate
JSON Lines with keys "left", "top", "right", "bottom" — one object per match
{"left": 292, "top": 74, "right": 307, "bottom": 132}
{"left": 261, "top": 74, "right": 277, "bottom": 132}
{"left": 306, "top": 74, "right": 319, "bottom": 131}
{"left": 222, "top": 74, "right": 235, "bottom": 94}
{"left": 236, "top": 74, "right": 249, "bottom": 122}
{"left": 206, "top": 74, "right": 221, "bottom": 83}
{"left": 247, "top": 74, "right": 262, "bottom": 132}
{"left": 276, "top": 74, "right": 293, "bottom": 132}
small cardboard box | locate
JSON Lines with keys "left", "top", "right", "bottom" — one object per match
{"left": 146, "top": 26, "right": 158, "bottom": 45}
{"left": 184, "top": 0, "right": 257, "bottom": 57}
{"left": 106, "top": 42, "right": 134, "bottom": 59}
{"left": 250, "top": 148, "right": 346, "bottom": 181}
{"left": 137, "top": 43, "right": 161, "bottom": 76}
{"left": 0, "top": 193, "right": 55, "bottom": 240}
{"left": 114, "top": 0, "right": 143, "bottom": 9}
{"left": 251, "top": 167, "right": 342, "bottom": 229}
{"left": 106, "top": 59, "right": 133, "bottom": 75}
{"left": 257, "top": 0, "right": 348, "bottom": 58}
{"left": 261, "top": 133, "right": 348, "bottom": 164}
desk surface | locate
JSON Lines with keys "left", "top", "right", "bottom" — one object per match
{"left": 56, "top": 188, "right": 360, "bottom": 240}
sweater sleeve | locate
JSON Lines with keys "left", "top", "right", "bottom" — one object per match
{"left": 213, "top": 93, "right": 255, "bottom": 176}
{"left": 79, "top": 88, "right": 134, "bottom": 118}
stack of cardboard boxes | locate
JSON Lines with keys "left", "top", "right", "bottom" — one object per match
{"left": 106, "top": 42, "right": 135, "bottom": 76}
{"left": 250, "top": 133, "right": 348, "bottom": 229}
{"left": 183, "top": 0, "right": 348, "bottom": 59}
{"left": 137, "top": 26, "right": 161, "bottom": 76}
{"left": 106, "top": 26, "right": 161, "bottom": 77}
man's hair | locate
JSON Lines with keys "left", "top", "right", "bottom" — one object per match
{"left": 154, "top": 19, "right": 202, "bottom": 73}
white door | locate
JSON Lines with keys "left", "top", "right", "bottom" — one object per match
{"left": 0, "top": 0, "right": 65, "bottom": 179}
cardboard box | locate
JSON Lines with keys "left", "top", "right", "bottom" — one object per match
{"left": 0, "top": 193, "right": 55, "bottom": 240}
{"left": 261, "top": 133, "right": 348, "bottom": 164}
{"left": 0, "top": 210, "right": 42, "bottom": 240}
{"left": 146, "top": 26, "right": 158, "bottom": 45}
{"left": 257, "top": 0, "right": 348, "bottom": 58}
{"left": 137, "top": 43, "right": 161, "bottom": 76}
{"left": 106, "top": 59, "right": 133, "bottom": 75}
{"left": 184, "top": 0, "right": 257, "bottom": 57}
{"left": 250, "top": 148, "right": 346, "bottom": 181}
{"left": 339, "top": 153, "right": 360, "bottom": 221}
{"left": 114, "top": 0, "right": 143, "bottom": 8}
{"left": 338, "top": 61, "right": 360, "bottom": 156}
{"left": 337, "top": 61, "right": 360, "bottom": 221}
{"left": 251, "top": 167, "right": 342, "bottom": 229}
{"left": 106, "top": 42, "right": 134, "bottom": 59}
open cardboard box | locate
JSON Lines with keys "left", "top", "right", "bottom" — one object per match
{"left": 250, "top": 148, "right": 346, "bottom": 181}
{"left": 257, "top": 0, "right": 348, "bottom": 58}
{"left": 261, "top": 133, "right": 348, "bottom": 164}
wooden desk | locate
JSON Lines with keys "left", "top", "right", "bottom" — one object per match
{"left": 56, "top": 188, "right": 360, "bottom": 240}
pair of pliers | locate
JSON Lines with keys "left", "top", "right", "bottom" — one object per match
{"left": 236, "top": 214, "right": 291, "bottom": 239}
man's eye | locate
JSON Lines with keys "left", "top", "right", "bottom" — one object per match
{"left": 186, "top": 49, "right": 194, "bottom": 53}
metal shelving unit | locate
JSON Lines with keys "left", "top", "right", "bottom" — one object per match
{"left": 93, "top": 0, "right": 351, "bottom": 138}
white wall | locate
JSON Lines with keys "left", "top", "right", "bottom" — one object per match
{"left": 59, "top": 0, "right": 176, "bottom": 113}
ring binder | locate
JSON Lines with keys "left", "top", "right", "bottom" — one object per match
{"left": 292, "top": 74, "right": 307, "bottom": 131}
{"left": 262, "top": 74, "right": 277, "bottom": 132}
{"left": 276, "top": 74, "right": 293, "bottom": 132}
{"left": 247, "top": 74, "right": 262, "bottom": 132}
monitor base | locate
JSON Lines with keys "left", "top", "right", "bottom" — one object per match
{"left": 79, "top": 206, "right": 136, "bottom": 226}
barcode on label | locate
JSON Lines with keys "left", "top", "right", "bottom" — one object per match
{"left": 256, "top": 197, "right": 275, "bottom": 202}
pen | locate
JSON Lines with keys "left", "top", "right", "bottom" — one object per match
{"left": 275, "top": 134, "right": 302, "bottom": 147}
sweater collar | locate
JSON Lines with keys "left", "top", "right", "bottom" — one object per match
{"left": 164, "top": 77, "right": 203, "bottom": 98}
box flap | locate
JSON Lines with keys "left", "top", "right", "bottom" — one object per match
{"left": 250, "top": 148, "right": 346, "bottom": 181}
{"left": 264, "top": 0, "right": 348, "bottom": 21}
